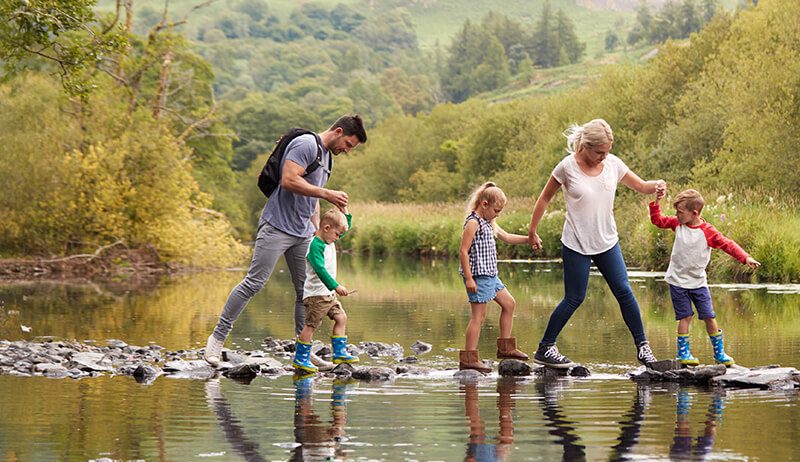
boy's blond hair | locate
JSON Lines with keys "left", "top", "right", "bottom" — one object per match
{"left": 320, "top": 208, "right": 347, "bottom": 228}
{"left": 673, "top": 189, "right": 705, "bottom": 213}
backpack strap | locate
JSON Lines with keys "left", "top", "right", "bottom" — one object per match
{"left": 302, "top": 133, "right": 329, "bottom": 177}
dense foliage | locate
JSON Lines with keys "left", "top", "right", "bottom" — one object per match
{"left": 1, "top": 0, "right": 796, "bottom": 278}
{"left": 440, "top": 6, "right": 585, "bottom": 102}
{"left": 335, "top": 0, "right": 799, "bottom": 207}
{"left": 627, "top": 0, "right": 720, "bottom": 46}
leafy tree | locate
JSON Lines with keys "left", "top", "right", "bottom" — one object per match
{"left": 531, "top": 0, "right": 559, "bottom": 68}
{"left": 0, "top": 74, "right": 246, "bottom": 265}
{"left": 679, "top": 0, "right": 703, "bottom": 37}
{"left": 0, "top": 0, "right": 126, "bottom": 98}
{"left": 628, "top": 0, "right": 653, "bottom": 45}
{"left": 353, "top": 10, "right": 418, "bottom": 53}
{"left": 225, "top": 92, "right": 322, "bottom": 171}
{"left": 235, "top": 0, "right": 269, "bottom": 22}
{"left": 380, "top": 67, "right": 435, "bottom": 115}
{"left": 330, "top": 4, "right": 366, "bottom": 32}
{"left": 702, "top": 0, "right": 719, "bottom": 22}
{"left": 441, "top": 21, "right": 511, "bottom": 102}
{"left": 554, "top": 9, "right": 585, "bottom": 64}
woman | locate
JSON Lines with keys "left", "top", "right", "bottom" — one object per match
{"left": 528, "top": 119, "right": 665, "bottom": 367}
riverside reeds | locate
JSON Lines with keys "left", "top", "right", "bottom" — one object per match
{"left": 342, "top": 195, "right": 799, "bottom": 282}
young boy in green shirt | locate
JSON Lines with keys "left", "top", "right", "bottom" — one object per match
{"left": 293, "top": 208, "right": 359, "bottom": 373}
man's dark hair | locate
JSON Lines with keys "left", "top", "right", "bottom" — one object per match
{"left": 330, "top": 114, "right": 367, "bottom": 143}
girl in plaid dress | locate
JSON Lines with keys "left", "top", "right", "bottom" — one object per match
{"left": 458, "top": 182, "right": 530, "bottom": 373}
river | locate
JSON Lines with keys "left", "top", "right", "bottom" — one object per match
{"left": 1, "top": 256, "right": 798, "bottom": 461}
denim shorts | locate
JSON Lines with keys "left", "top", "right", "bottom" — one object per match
{"left": 669, "top": 284, "right": 715, "bottom": 320}
{"left": 465, "top": 275, "right": 506, "bottom": 303}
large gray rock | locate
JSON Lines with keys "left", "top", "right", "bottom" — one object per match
{"left": 358, "top": 341, "right": 404, "bottom": 359}
{"left": 410, "top": 340, "right": 432, "bottom": 355}
{"left": 454, "top": 369, "right": 486, "bottom": 379}
{"left": 711, "top": 365, "right": 800, "bottom": 390}
{"left": 223, "top": 363, "right": 259, "bottom": 380}
{"left": 351, "top": 366, "right": 396, "bottom": 381}
{"left": 132, "top": 364, "right": 162, "bottom": 384}
{"left": 630, "top": 364, "right": 727, "bottom": 384}
{"left": 498, "top": 359, "right": 533, "bottom": 377}
{"left": 36, "top": 363, "right": 70, "bottom": 378}
{"left": 68, "top": 352, "right": 113, "bottom": 372}
{"left": 395, "top": 365, "right": 434, "bottom": 376}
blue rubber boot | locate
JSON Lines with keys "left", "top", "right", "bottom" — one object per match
{"left": 709, "top": 331, "right": 734, "bottom": 366}
{"left": 292, "top": 339, "right": 319, "bottom": 373}
{"left": 332, "top": 379, "right": 348, "bottom": 407}
{"left": 293, "top": 373, "right": 314, "bottom": 400}
{"left": 332, "top": 336, "right": 359, "bottom": 364}
{"left": 676, "top": 334, "right": 699, "bottom": 366}
{"left": 677, "top": 389, "right": 692, "bottom": 416}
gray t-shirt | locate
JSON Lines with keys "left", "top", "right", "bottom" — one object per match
{"left": 260, "top": 134, "right": 331, "bottom": 237}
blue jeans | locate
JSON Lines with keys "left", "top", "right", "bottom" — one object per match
{"left": 212, "top": 223, "right": 312, "bottom": 341}
{"left": 540, "top": 242, "right": 647, "bottom": 346}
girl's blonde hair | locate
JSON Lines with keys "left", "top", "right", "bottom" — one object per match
{"left": 465, "top": 181, "right": 507, "bottom": 218}
{"left": 564, "top": 118, "right": 614, "bottom": 155}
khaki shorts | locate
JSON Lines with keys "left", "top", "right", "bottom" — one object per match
{"left": 303, "top": 294, "right": 345, "bottom": 329}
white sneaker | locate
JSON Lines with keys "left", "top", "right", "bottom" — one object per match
{"left": 204, "top": 334, "right": 224, "bottom": 367}
{"left": 205, "top": 378, "right": 222, "bottom": 408}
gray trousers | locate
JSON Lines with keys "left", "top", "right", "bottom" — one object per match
{"left": 212, "top": 223, "right": 312, "bottom": 341}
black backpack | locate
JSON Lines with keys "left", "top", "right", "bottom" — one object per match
{"left": 257, "top": 128, "right": 327, "bottom": 197}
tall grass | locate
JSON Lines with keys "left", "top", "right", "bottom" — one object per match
{"left": 343, "top": 196, "right": 800, "bottom": 283}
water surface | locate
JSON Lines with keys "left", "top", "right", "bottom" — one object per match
{"left": 1, "top": 256, "right": 798, "bottom": 461}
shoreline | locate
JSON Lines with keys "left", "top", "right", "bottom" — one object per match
{"left": 0, "top": 247, "right": 175, "bottom": 283}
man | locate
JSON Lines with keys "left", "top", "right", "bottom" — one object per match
{"left": 204, "top": 115, "right": 367, "bottom": 366}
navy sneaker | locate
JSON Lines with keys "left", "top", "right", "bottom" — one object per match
{"left": 637, "top": 341, "right": 657, "bottom": 365}
{"left": 533, "top": 344, "right": 576, "bottom": 369}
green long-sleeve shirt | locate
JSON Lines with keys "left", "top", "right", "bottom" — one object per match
{"left": 303, "top": 213, "right": 352, "bottom": 297}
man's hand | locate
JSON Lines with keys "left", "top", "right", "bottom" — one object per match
{"left": 745, "top": 257, "right": 761, "bottom": 269}
{"left": 335, "top": 285, "right": 349, "bottom": 297}
{"left": 325, "top": 190, "right": 349, "bottom": 209}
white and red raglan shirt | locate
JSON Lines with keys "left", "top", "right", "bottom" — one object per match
{"left": 649, "top": 202, "right": 750, "bottom": 289}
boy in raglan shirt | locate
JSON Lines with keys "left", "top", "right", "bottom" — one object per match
{"left": 650, "top": 189, "right": 760, "bottom": 366}
{"left": 292, "top": 208, "right": 359, "bottom": 373}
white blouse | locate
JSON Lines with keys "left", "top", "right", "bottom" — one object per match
{"left": 551, "top": 154, "right": 629, "bottom": 255}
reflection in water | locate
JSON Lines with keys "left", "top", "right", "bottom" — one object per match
{"left": 608, "top": 384, "right": 651, "bottom": 461}
{"left": 292, "top": 375, "right": 351, "bottom": 461}
{"left": 536, "top": 379, "right": 586, "bottom": 461}
{"left": 205, "top": 378, "right": 268, "bottom": 462}
{"left": 670, "top": 388, "right": 725, "bottom": 461}
{"left": 461, "top": 378, "right": 518, "bottom": 461}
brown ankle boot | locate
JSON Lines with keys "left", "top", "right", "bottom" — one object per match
{"left": 459, "top": 350, "right": 492, "bottom": 373}
{"left": 496, "top": 337, "right": 530, "bottom": 361}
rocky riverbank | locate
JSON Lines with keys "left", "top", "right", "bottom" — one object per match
{"left": 2, "top": 337, "right": 797, "bottom": 390}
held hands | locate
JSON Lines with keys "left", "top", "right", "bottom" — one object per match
{"left": 326, "top": 190, "right": 349, "bottom": 210}
{"left": 528, "top": 232, "right": 543, "bottom": 251}
{"left": 745, "top": 257, "right": 761, "bottom": 269}
{"left": 655, "top": 180, "right": 667, "bottom": 201}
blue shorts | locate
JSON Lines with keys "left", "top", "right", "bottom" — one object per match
{"left": 669, "top": 285, "right": 715, "bottom": 320}
{"left": 465, "top": 275, "right": 506, "bottom": 303}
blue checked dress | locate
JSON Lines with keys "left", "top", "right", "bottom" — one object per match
{"left": 460, "top": 211, "right": 498, "bottom": 277}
